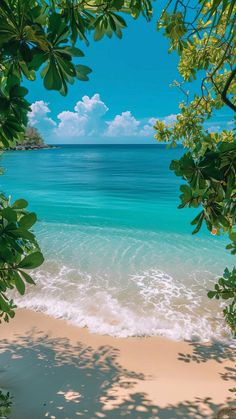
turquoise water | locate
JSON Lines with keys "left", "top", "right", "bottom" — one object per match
{"left": 1, "top": 145, "right": 233, "bottom": 340}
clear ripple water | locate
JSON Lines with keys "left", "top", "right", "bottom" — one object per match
{"left": 1, "top": 145, "right": 233, "bottom": 340}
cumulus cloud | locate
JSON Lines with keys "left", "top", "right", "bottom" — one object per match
{"left": 55, "top": 94, "right": 109, "bottom": 137}
{"left": 139, "top": 117, "right": 156, "bottom": 137}
{"left": 74, "top": 94, "right": 108, "bottom": 117}
{"left": 106, "top": 111, "right": 140, "bottom": 137}
{"left": 28, "top": 95, "right": 180, "bottom": 142}
{"left": 162, "top": 114, "right": 178, "bottom": 125}
{"left": 28, "top": 100, "right": 56, "bottom": 128}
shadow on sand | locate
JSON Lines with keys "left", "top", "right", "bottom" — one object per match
{"left": 178, "top": 340, "right": 236, "bottom": 364}
{"left": 178, "top": 340, "right": 236, "bottom": 394}
{"left": 0, "top": 331, "right": 235, "bottom": 419}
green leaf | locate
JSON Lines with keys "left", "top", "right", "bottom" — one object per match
{"left": 19, "top": 61, "right": 36, "bottom": 81}
{"left": 191, "top": 211, "right": 204, "bottom": 226}
{"left": 29, "top": 48, "right": 47, "bottom": 71}
{"left": 192, "top": 216, "right": 204, "bottom": 234}
{"left": 0, "top": 97, "right": 10, "bottom": 112}
{"left": 19, "top": 212, "right": 37, "bottom": 229}
{"left": 12, "top": 199, "right": 28, "bottom": 209}
{"left": 0, "top": 246, "right": 15, "bottom": 263}
{"left": 111, "top": 13, "right": 127, "bottom": 28}
{"left": 207, "top": 291, "right": 216, "bottom": 299}
{"left": 14, "top": 272, "right": 25, "bottom": 295}
{"left": 10, "top": 85, "right": 28, "bottom": 98}
{"left": 224, "top": 267, "right": 231, "bottom": 279}
{"left": 0, "top": 294, "right": 10, "bottom": 311}
{"left": 64, "top": 46, "right": 84, "bottom": 57}
{"left": 19, "top": 270, "right": 36, "bottom": 285}
{"left": 19, "top": 43, "right": 33, "bottom": 62}
{"left": 1, "top": 207, "right": 17, "bottom": 223}
{"left": 18, "top": 252, "right": 44, "bottom": 269}
{"left": 76, "top": 65, "right": 92, "bottom": 81}
{"left": 229, "top": 232, "right": 236, "bottom": 243}
{"left": 111, "top": 0, "right": 124, "bottom": 10}
{"left": 43, "top": 60, "right": 62, "bottom": 91}
{"left": 8, "top": 228, "right": 35, "bottom": 241}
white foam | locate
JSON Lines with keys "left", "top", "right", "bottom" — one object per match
{"left": 12, "top": 262, "right": 231, "bottom": 341}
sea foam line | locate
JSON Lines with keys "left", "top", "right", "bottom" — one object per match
{"left": 12, "top": 263, "right": 231, "bottom": 342}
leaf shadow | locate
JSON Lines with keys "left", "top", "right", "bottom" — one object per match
{"left": 178, "top": 340, "right": 236, "bottom": 364}
{"left": 0, "top": 331, "right": 235, "bottom": 418}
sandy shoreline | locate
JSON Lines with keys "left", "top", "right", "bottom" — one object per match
{"left": 0, "top": 309, "right": 235, "bottom": 418}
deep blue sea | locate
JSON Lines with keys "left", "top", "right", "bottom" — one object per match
{"left": 1, "top": 145, "right": 233, "bottom": 340}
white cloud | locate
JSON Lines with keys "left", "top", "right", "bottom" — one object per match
{"left": 139, "top": 115, "right": 178, "bottom": 137}
{"left": 28, "top": 95, "right": 180, "bottom": 143}
{"left": 106, "top": 111, "right": 140, "bottom": 137}
{"left": 55, "top": 111, "right": 88, "bottom": 137}
{"left": 74, "top": 94, "right": 108, "bottom": 117}
{"left": 139, "top": 117, "right": 156, "bottom": 136}
{"left": 55, "top": 94, "right": 109, "bottom": 137}
{"left": 28, "top": 100, "right": 56, "bottom": 128}
{"left": 162, "top": 114, "right": 178, "bottom": 125}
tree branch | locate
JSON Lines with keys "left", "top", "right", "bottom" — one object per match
{"left": 221, "top": 67, "right": 236, "bottom": 112}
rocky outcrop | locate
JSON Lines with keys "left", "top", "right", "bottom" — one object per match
{"left": 8, "top": 144, "right": 57, "bottom": 151}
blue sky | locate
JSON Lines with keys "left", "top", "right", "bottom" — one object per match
{"left": 25, "top": 7, "right": 234, "bottom": 144}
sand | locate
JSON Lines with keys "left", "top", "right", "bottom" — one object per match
{"left": 0, "top": 309, "right": 235, "bottom": 418}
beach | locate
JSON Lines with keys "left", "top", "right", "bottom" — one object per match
{"left": 1, "top": 145, "right": 236, "bottom": 418}
{"left": 0, "top": 309, "right": 235, "bottom": 418}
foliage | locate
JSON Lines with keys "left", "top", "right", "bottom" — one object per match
{"left": 0, "top": 390, "right": 12, "bottom": 418}
{"left": 7, "top": 126, "right": 45, "bottom": 149}
{"left": 155, "top": 0, "right": 236, "bottom": 336}
{"left": 208, "top": 267, "right": 236, "bottom": 337}
{"left": 0, "top": 194, "right": 44, "bottom": 322}
{"left": 21, "top": 126, "right": 44, "bottom": 147}
{"left": 170, "top": 143, "right": 236, "bottom": 237}
{"left": 0, "top": 0, "right": 153, "bottom": 148}
{"left": 158, "top": 0, "right": 236, "bottom": 113}
{"left": 8, "top": 125, "right": 46, "bottom": 150}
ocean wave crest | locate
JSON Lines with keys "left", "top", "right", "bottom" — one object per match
{"left": 12, "top": 261, "right": 230, "bottom": 341}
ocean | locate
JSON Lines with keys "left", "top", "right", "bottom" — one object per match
{"left": 1, "top": 145, "right": 233, "bottom": 340}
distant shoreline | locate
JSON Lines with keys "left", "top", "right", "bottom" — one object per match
{"left": 6, "top": 144, "right": 59, "bottom": 151}
{"left": 6, "top": 144, "right": 183, "bottom": 149}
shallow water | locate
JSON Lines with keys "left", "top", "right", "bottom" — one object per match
{"left": 1, "top": 145, "right": 233, "bottom": 340}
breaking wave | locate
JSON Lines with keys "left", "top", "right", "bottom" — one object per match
{"left": 14, "top": 261, "right": 230, "bottom": 341}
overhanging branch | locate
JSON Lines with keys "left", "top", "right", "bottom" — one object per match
{"left": 221, "top": 67, "right": 236, "bottom": 112}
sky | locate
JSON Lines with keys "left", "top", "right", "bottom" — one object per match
{"left": 25, "top": 6, "right": 234, "bottom": 144}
